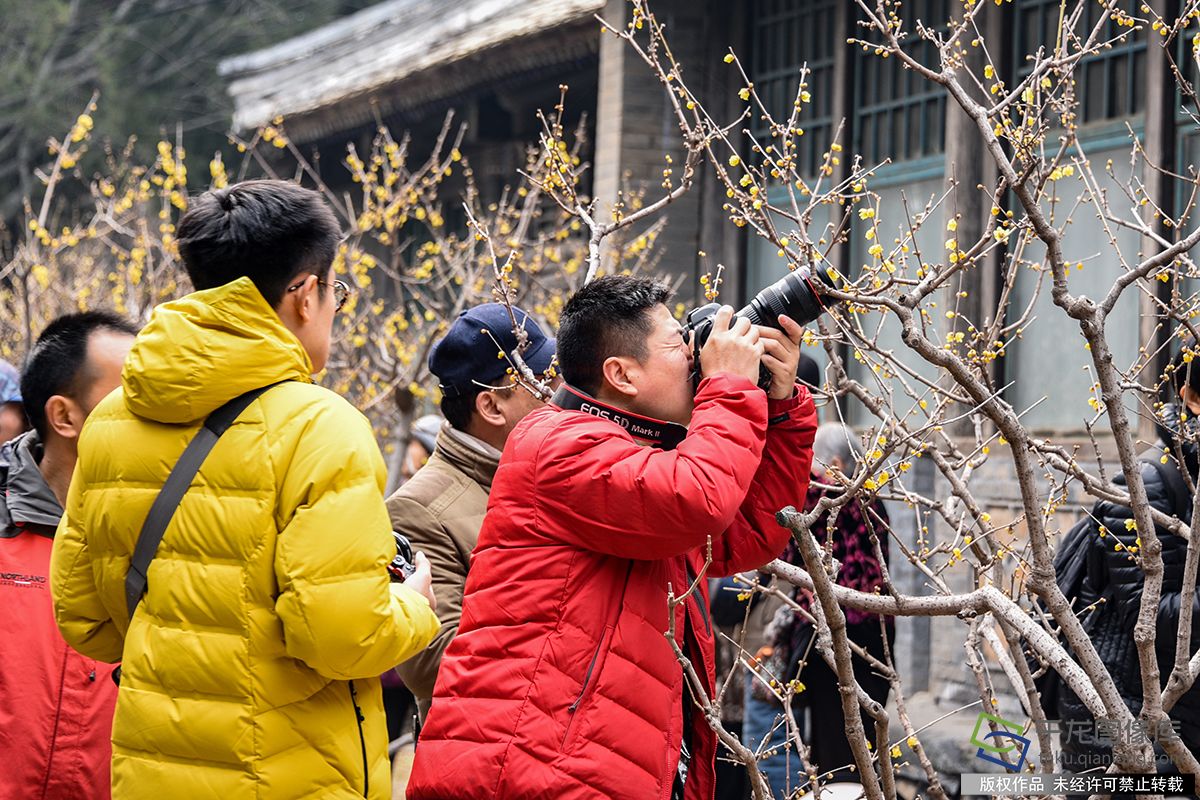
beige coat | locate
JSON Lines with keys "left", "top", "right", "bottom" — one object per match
{"left": 386, "top": 425, "right": 499, "bottom": 718}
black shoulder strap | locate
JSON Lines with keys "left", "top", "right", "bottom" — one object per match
{"left": 124, "top": 382, "right": 286, "bottom": 620}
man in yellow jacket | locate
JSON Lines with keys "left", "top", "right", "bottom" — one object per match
{"left": 50, "top": 180, "right": 440, "bottom": 799}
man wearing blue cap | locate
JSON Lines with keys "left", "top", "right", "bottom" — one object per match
{"left": 387, "top": 302, "right": 556, "bottom": 722}
{"left": 0, "top": 359, "right": 27, "bottom": 445}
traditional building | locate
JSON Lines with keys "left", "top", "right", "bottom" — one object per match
{"left": 222, "top": 0, "right": 1188, "bottom": 432}
{"left": 222, "top": 0, "right": 1195, "bottom": 776}
{"left": 220, "top": 0, "right": 749, "bottom": 302}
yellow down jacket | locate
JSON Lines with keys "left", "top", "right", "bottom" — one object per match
{"left": 50, "top": 277, "right": 439, "bottom": 799}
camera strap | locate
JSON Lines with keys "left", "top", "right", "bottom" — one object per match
{"left": 551, "top": 384, "right": 688, "bottom": 451}
{"left": 124, "top": 381, "right": 289, "bottom": 621}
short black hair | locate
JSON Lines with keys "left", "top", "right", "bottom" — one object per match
{"left": 440, "top": 388, "right": 483, "bottom": 432}
{"left": 21, "top": 311, "right": 138, "bottom": 439}
{"left": 557, "top": 275, "right": 673, "bottom": 396}
{"left": 176, "top": 179, "right": 341, "bottom": 307}
{"left": 440, "top": 383, "right": 521, "bottom": 432}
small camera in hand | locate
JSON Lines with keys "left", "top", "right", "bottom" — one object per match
{"left": 387, "top": 531, "right": 417, "bottom": 582}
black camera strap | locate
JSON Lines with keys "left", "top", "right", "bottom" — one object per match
{"left": 124, "top": 381, "right": 288, "bottom": 620}
{"left": 551, "top": 384, "right": 688, "bottom": 451}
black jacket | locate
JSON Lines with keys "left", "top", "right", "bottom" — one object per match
{"left": 1056, "top": 410, "right": 1200, "bottom": 773}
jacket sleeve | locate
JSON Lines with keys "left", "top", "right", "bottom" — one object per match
{"left": 272, "top": 399, "right": 440, "bottom": 681}
{"left": 1093, "top": 462, "right": 1200, "bottom": 658}
{"left": 533, "top": 373, "right": 770, "bottom": 561}
{"left": 387, "top": 493, "right": 466, "bottom": 701}
{"left": 709, "top": 385, "right": 818, "bottom": 577}
{"left": 50, "top": 475, "right": 126, "bottom": 663}
{"left": 1155, "top": 554, "right": 1200, "bottom": 671}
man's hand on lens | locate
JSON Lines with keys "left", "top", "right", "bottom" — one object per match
{"left": 757, "top": 314, "right": 805, "bottom": 400}
{"left": 407, "top": 551, "right": 438, "bottom": 611}
{"left": 698, "top": 305, "right": 763, "bottom": 385}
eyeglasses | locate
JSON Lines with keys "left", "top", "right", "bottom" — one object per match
{"left": 287, "top": 277, "right": 351, "bottom": 312}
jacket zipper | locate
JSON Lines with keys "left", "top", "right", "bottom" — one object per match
{"left": 562, "top": 563, "right": 635, "bottom": 749}
{"left": 39, "top": 644, "right": 71, "bottom": 799}
{"left": 561, "top": 628, "right": 608, "bottom": 749}
{"left": 685, "top": 562, "right": 712, "bottom": 637}
{"left": 348, "top": 681, "right": 368, "bottom": 798}
{"left": 568, "top": 637, "right": 605, "bottom": 715}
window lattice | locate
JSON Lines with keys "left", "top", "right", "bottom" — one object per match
{"left": 751, "top": 0, "right": 837, "bottom": 176}
{"left": 1014, "top": 0, "right": 1146, "bottom": 124}
{"left": 852, "top": 0, "right": 950, "bottom": 165}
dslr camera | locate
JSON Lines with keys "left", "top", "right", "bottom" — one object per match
{"left": 683, "top": 267, "right": 837, "bottom": 390}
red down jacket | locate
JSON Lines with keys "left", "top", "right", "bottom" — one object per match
{"left": 408, "top": 373, "right": 817, "bottom": 800}
{"left": 1, "top": 431, "right": 117, "bottom": 799}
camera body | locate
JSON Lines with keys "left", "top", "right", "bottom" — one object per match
{"left": 387, "top": 531, "right": 417, "bottom": 582}
{"left": 683, "top": 267, "right": 836, "bottom": 390}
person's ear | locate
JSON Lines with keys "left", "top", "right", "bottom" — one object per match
{"left": 1181, "top": 384, "right": 1200, "bottom": 415}
{"left": 601, "top": 356, "right": 639, "bottom": 399}
{"left": 290, "top": 274, "right": 321, "bottom": 324}
{"left": 474, "top": 388, "right": 507, "bottom": 428}
{"left": 44, "top": 395, "right": 85, "bottom": 440}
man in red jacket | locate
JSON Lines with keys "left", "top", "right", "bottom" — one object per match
{"left": 409, "top": 276, "right": 818, "bottom": 800}
{"left": 0, "top": 311, "right": 136, "bottom": 799}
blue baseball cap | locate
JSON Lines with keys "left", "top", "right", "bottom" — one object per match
{"left": 0, "top": 360, "right": 20, "bottom": 405}
{"left": 429, "top": 303, "right": 555, "bottom": 397}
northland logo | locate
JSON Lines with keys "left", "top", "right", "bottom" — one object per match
{"left": 0, "top": 571, "right": 48, "bottom": 588}
{"left": 971, "top": 712, "right": 1031, "bottom": 771}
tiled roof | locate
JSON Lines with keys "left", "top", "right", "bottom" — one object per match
{"left": 220, "top": 0, "right": 605, "bottom": 134}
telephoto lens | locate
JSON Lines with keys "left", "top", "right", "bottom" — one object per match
{"left": 683, "top": 266, "right": 838, "bottom": 389}
{"left": 738, "top": 267, "right": 832, "bottom": 330}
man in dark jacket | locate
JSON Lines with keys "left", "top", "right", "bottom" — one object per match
{"left": 409, "top": 276, "right": 818, "bottom": 800}
{"left": 388, "top": 303, "right": 556, "bottom": 720}
{"left": 0, "top": 311, "right": 136, "bottom": 799}
{"left": 1055, "top": 346, "right": 1200, "bottom": 774}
